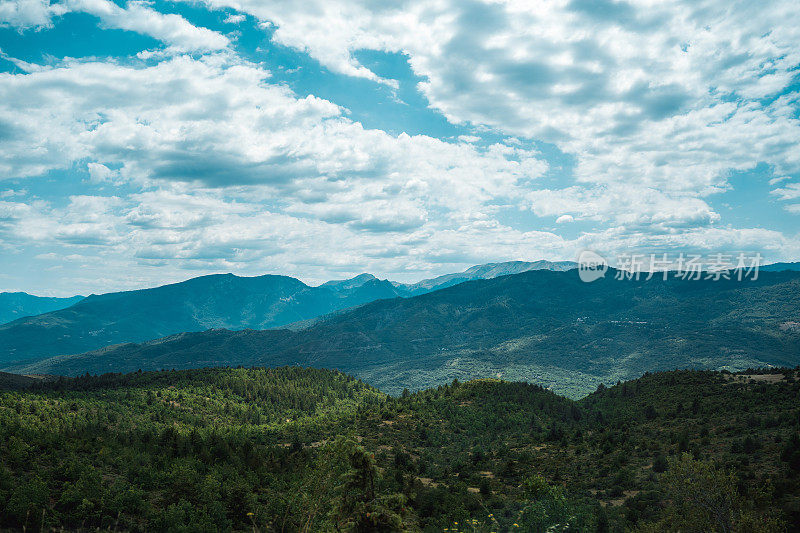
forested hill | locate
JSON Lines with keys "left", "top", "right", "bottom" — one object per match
{"left": 0, "top": 366, "right": 797, "bottom": 531}
{"left": 12, "top": 268, "right": 800, "bottom": 398}
{"left": 0, "top": 273, "right": 404, "bottom": 367}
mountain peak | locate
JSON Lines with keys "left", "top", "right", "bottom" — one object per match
{"left": 400, "top": 259, "right": 577, "bottom": 293}
{"left": 320, "top": 273, "right": 379, "bottom": 291}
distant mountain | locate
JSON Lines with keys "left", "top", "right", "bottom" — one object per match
{"left": 762, "top": 262, "right": 800, "bottom": 272}
{"left": 0, "top": 273, "right": 404, "bottom": 366}
{"left": 0, "top": 261, "right": 576, "bottom": 366}
{"left": 320, "top": 273, "right": 379, "bottom": 291}
{"left": 0, "top": 292, "right": 84, "bottom": 325}
{"left": 14, "top": 268, "right": 800, "bottom": 398}
{"left": 396, "top": 260, "right": 577, "bottom": 295}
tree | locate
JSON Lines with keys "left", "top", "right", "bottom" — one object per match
{"left": 332, "top": 439, "right": 407, "bottom": 532}
{"left": 639, "top": 454, "right": 784, "bottom": 533}
{"left": 652, "top": 454, "right": 668, "bottom": 473}
{"left": 517, "top": 474, "right": 573, "bottom": 532}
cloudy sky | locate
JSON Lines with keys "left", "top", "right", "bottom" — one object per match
{"left": 1, "top": 0, "right": 799, "bottom": 295}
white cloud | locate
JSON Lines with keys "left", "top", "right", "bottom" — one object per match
{"left": 555, "top": 214, "right": 573, "bottom": 224}
{"left": 772, "top": 182, "right": 800, "bottom": 201}
{"left": 0, "top": 0, "right": 66, "bottom": 29}
{"left": 772, "top": 182, "right": 800, "bottom": 213}
{"left": 1, "top": 0, "right": 228, "bottom": 51}
{"left": 189, "top": 0, "right": 800, "bottom": 216}
{"left": 223, "top": 13, "right": 245, "bottom": 24}
{"left": 0, "top": 54, "right": 568, "bottom": 288}
{"left": 86, "top": 162, "right": 118, "bottom": 183}
{"left": 73, "top": 0, "right": 228, "bottom": 51}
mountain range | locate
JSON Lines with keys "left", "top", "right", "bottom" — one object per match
{"left": 0, "top": 260, "right": 575, "bottom": 367}
{"left": 761, "top": 261, "right": 800, "bottom": 271}
{"left": 0, "top": 292, "right": 84, "bottom": 325}
{"left": 10, "top": 267, "right": 800, "bottom": 398}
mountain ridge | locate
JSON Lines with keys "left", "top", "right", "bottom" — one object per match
{"left": 0, "top": 292, "right": 84, "bottom": 326}
{"left": 0, "top": 272, "right": 401, "bottom": 366}
{"left": 12, "top": 267, "right": 800, "bottom": 398}
{"left": 0, "top": 260, "right": 576, "bottom": 366}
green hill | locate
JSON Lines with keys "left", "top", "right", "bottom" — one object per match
{"left": 0, "top": 366, "right": 797, "bottom": 531}
{"left": 13, "top": 269, "right": 800, "bottom": 398}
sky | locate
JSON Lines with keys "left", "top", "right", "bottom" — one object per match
{"left": 0, "top": 0, "right": 799, "bottom": 296}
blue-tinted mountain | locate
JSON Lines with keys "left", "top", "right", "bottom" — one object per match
{"left": 14, "top": 268, "right": 800, "bottom": 398}
{"left": 320, "top": 273, "right": 380, "bottom": 291}
{"left": 0, "top": 292, "right": 84, "bottom": 325}
{"left": 0, "top": 261, "right": 576, "bottom": 366}
{"left": 762, "top": 261, "right": 800, "bottom": 271}
{"left": 395, "top": 260, "right": 577, "bottom": 295}
{"left": 0, "top": 273, "right": 403, "bottom": 366}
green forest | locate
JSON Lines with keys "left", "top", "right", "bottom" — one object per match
{"left": 1, "top": 366, "right": 799, "bottom": 531}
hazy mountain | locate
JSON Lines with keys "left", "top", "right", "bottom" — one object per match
{"left": 762, "top": 261, "right": 800, "bottom": 271}
{"left": 0, "top": 273, "right": 404, "bottom": 366}
{"left": 395, "top": 260, "right": 577, "bottom": 295}
{"left": 320, "top": 273, "right": 379, "bottom": 291}
{"left": 0, "top": 292, "right": 84, "bottom": 325}
{"left": 0, "top": 261, "right": 576, "bottom": 366}
{"left": 14, "top": 268, "right": 799, "bottom": 398}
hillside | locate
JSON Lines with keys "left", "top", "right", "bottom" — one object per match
{"left": 0, "top": 366, "right": 797, "bottom": 531}
{"left": 0, "top": 292, "right": 84, "bottom": 326}
{"left": 0, "top": 260, "right": 577, "bottom": 367}
{"left": 12, "top": 268, "right": 800, "bottom": 398}
{"left": 0, "top": 371, "right": 56, "bottom": 390}
{"left": 0, "top": 273, "right": 403, "bottom": 367}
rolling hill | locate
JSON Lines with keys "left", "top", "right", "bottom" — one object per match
{"left": 12, "top": 268, "right": 800, "bottom": 398}
{"left": 0, "top": 366, "right": 797, "bottom": 531}
{"left": 0, "top": 292, "right": 84, "bottom": 325}
{"left": 762, "top": 261, "right": 800, "bottom": 272}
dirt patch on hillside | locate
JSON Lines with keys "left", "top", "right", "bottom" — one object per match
{"left": 725, "top": 373, "right": 786, "bottom": 384}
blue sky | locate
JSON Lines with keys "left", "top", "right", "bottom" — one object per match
{"left": 0, "top": 0, "right": 799, "bottom": 295}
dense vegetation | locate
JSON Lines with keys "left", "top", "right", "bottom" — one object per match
{"left": 1, "top": 366, "right": 798, "bottom": 531}
{"left": 14, "top": 269, "right": 800, "bottom": 398}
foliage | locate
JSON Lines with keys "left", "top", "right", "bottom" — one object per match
{"left": 0, "top": 366, "right": 798, "bottom": 531}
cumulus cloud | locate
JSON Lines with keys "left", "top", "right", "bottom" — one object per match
{"left": 2, "top": 0, "right": 228, "bottom": 51}
{"left": 2, "top": 0, "right": 800, "bottom": 292}
{"left": 190, "top": 0, "right": 800, "bottom": 214}
{"left": 0, "top": 53, "right": 566, "bottom": 287}
{"left": 73, "top": 0, "right": 229, "bottom": 51}
{"left": 0, "top": 0, "right": 66, "bottom": 29}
